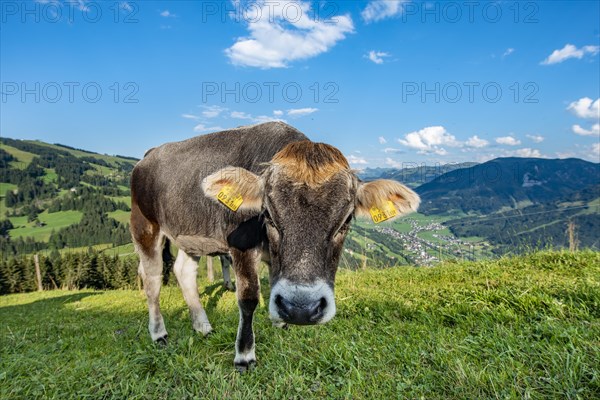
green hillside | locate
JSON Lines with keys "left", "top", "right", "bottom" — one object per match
{"left": 1, "top": 138, "right": 137, "bottom": 256}
{"left": 1, "top": 137, "right": 479, "bottom": 265}
{"left": 1, "top": 251, "right": 598, "bottom": 399}
{"left": 2, "top": 137, "right": 598, "bottom": 263}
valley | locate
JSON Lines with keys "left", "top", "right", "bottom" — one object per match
{"left": 1, "top": 137, "right": 598, "bottom": 268}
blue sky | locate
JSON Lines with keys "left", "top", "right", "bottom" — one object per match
{"left": 1, "top": 0, "right": 599, "bottom": 167}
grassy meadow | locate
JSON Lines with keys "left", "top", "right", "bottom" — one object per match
{"left": 1, "top": 251, "right": 599, "bottom": 399}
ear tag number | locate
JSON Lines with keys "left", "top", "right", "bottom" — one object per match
{"left": 369, "top": 201, "right": 397, "bottom": 224}
{"left": 217, "top": 185, "right": 243, "bottom": 212}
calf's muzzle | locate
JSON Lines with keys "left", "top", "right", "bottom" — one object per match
{"left": 269, "top": 279, "right": 336, "bottom": 326}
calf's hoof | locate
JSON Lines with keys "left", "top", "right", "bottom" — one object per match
{"left": 272, "top": 321, "right": 288, "bottom": 329}
{"left": 224, "top": 282, "right": 236, "bottom": 292}
{"left": 235, "top": 359, "right": 256, "bottom": 373}
{"left": 154, "top": 335, "right": 168, "bottom": 346}
{"left": 193, "top": 321, "right": 213, "bottom": 337}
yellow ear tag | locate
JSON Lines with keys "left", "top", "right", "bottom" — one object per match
{"left": 369, "top": 201, "right": 398, "bottom": 224}
{"left": 217, "top": 185, "right": 244, "bottom": 212}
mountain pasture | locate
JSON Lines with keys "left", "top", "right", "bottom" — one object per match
{"left": 1, "top": 252, "right": 598, "bottom": 399}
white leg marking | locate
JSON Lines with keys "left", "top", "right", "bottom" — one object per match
{"left": 174, "top": 250, "right": 213, "bottom": 336}
{"left": 139, "top": 242, "right": 167, "bottom": 341}
{"left": 234, "top": 310, "right": 256, "bottom": 367}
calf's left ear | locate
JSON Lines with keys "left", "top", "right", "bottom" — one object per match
{"left": 356, "top": 180, "right": 420, "bottom": 221}
{"left": 201, "top": 166, "right": 263, "bottom": 213}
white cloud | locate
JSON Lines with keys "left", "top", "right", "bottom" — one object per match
{"left": 273, "top": 110, "right": 284, "bottom": 116}
{"left": 378, "top": 136, "right": 387, "bottom": 144}
{"left": 475, "top": 153, "right": 499, "bottom": 163}
{"left": 120, "top": 2, "right": 133, "bottom": 12}
{"left": 230, "top": 111, "right": 253, "bottom": 120}
{"left": 503, "top": 48, "right": 515, "bottom": 57}
{"left": 366, "top": 50, "right": 390, "bottom": 64}
{"left": 194, "top": 124, "right": 223, "bottom": 133}
{"left": 385, "top": 157, "right": 402, "bottom": 168}
{"left": 181, "top": 113, "right": 201, "bottom": 120}
{"left": 495, "top": 136, "right": 521, "bottom": 146}
{"left": 591, "top": 143, "right": 600, "bottom": 159}
{"left": 347, "top": 155, "right": 368, "bottom": 165}
{"left": 160, "top": 10, "right": 175, "bottom": 17}
{"left": 541, "top": 44, "right": 600, "bottom": 65}
{"left": 253, "top": 115, "right": 285, "bottom": 124}
{"left": 287, "top": 107, "right": 318, "bottom": 117}
{"left": 383, "top": 147, "right": 403, "bottom": 154}
{"left": 567, "top": 97, "right": 600, "bottom": 119}
{"left": 526, "top": 134, "right": 545, "bottom": 143}
{"left": 465, "top": 135, "right": 489, "bottom": 148}
{"left": 510, "top": 148, "right": 543, "bottom": 158}
{"left": 556, "top": 151, "right": 577, "bottom": 159}
{"left": 397, "top": 126, "right": 461, "bottom": 155}
{"left": 362, "top": 0, "right": 407, "bottom": 23}
{"left": 230, "top": 110, "right": 286, "bottom": 124}
{"left": 225, "top": 0, "right": 354, "bottom": 69}
{"left": 201, "top": 105, "right": 227, "bottom": 119}
{"left": 572, "top": 123, "right": 600, "bottom": 136}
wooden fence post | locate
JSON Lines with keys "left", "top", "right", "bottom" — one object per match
{"left": 34, "top": 254, "right": 43, "bottom": 291}
{"left": 207, "top": 256, "right": 214, "bottom": 283}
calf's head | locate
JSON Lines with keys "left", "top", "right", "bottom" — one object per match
{"left": 202, "top": 141, "right": 419, "bottom": 326}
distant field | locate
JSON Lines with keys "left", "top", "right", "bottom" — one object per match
{"left": 2, "top": 144, "right": 36, "bottom": 169}
{"left": 9, "top": 210, "right": 83, "bottom": 241}
{"left": 0, "top": 182, "right": 17, "bottom": 197}
{"left": 107, "top": 210, "right": 130, "bottom": 224}
{"left": 25, "top": 141, "right": 138, "bottom": 167}
{"left": 109, "top": 196, "right": 132, "bottom": 208}
{"left": 1, "top": 251, "right": 598, "bottom": 399}
{"left": 42, "top": 168, "right": 57, "bottom": 184}
{"left": 52, "top": 242, "right": 136, "bottom": 257}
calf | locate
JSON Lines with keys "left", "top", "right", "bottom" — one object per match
{"left": 130, "top": 122, "right": 419, "bottom": 371}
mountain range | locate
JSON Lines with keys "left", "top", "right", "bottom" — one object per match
{"left": 415, "top": 157, "right": 600, "bottom": 215}
{"left": 1, "top": 137, "right": 599, "bottom": 259}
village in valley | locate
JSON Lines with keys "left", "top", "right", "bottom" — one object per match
{"left": 344, "top": 216, "right": 491, "bottom": 267}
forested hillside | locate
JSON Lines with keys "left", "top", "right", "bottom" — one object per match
{"left": 0, "top": 138, "right": 137, "bottom": 257}
{"left": 2, "top": 137, "right": 599, "bottom": 276}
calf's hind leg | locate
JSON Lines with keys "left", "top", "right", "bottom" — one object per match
{"left": 131, "top": 205, "right": 168, "bottom": 343}
{"left": 173, "top": 250, "right": 213, "bottom": 336}
{"left": 220, "top": 254, "right": 235, "bottom": 291}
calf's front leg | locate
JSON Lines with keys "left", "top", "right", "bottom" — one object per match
{"left": 231, "top": 248, "right": 261, "bottom": 372}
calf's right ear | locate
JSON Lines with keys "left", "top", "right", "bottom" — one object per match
{"left": 201, "top": 167, "right": 264, "bottom": 212}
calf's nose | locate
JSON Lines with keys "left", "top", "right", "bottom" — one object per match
{"left": 274, "top": 294, "right": 327, "bottom": 325}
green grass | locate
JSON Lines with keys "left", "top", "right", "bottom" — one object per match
{"left": 9, "top": 210, "right": 83, "bottom": 241}
{"left": 1, "top": 144, "right": 36, "bottom": 169}
{"left": 0, "top": 182, "right": 17, "bottom": 197}
{"left": 24, "top": 140, "right": 137, "bottom": 168}
{"left": 1, "top": 251, "right": 598, "bottom": 399}
{"left": 109, "top": 196, "right": 132, "bottom": 208}
{"left": 42, "top": 168, "right": 58, "bottom": 184}
{"left": 107, "top": 210, "right": 130, "bottom": 224}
